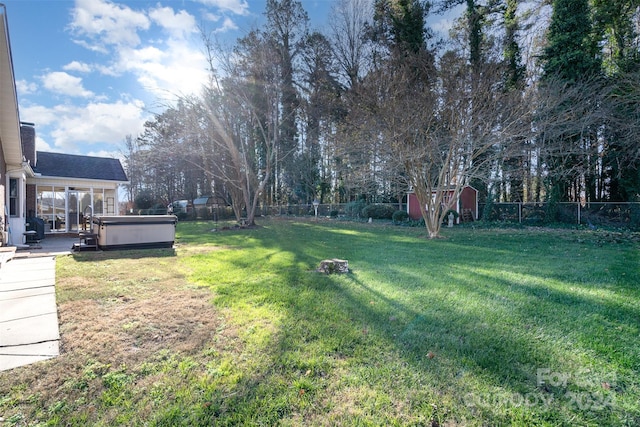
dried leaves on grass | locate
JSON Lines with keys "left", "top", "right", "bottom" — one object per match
{"left": 0, "top": 251, "right": 238, "bottom": 424}
{"left": 59, "top": 290, "right": 218, "bottom": 366}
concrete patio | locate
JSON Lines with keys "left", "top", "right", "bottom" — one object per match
{"left": 0, "top": 236, "right": 75, "bottom": 371}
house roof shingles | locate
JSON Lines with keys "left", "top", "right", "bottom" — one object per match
{"left": 33, "top": 152, "right": 128, "bottom": 182}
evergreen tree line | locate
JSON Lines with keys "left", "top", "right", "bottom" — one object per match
{"left": 123, "top": 0, "right": 640, "bottom": 229}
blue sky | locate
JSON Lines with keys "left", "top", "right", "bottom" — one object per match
{"left": 5, "top": 0, "right": 459, "bottom": 160}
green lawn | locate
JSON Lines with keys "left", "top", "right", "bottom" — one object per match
{"left": 1, "top": 219, "right": 639, "bottom": 426}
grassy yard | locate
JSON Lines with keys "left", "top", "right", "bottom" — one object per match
{"left": 1, "top": 219, "right": 639, "bottom": 426}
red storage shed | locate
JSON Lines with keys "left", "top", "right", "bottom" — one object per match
{"left": 407, "top": 186, "right": 478, "bottom": 223}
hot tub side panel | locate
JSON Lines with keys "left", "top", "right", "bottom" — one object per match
{"left": 92, "top": 216, "right": 177, "bottom": 250}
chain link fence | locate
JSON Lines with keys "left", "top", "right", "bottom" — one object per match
{"left": 150, "top": 200, "right": 640, "bottom": 231}
{"left": 479, "top": 202, "right": 640, "bottom": 230}
{"left": 184, "top": 203, "right": 402, "bottom": 221}
{"left": 257, "top": 203, "right": 406, "bottom": 219}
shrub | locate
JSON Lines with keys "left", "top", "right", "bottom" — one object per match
{"left": 361, "top": 204, "right": 396, "bottom": 220}
{"left": 410, "top": 217, "right": 425, "bottom": 227}
{"left": 629, "top": 203, "right": 640, "bottom": 231}
{"left": 392, "top": 210, "right": 409, "bottom": 223}
{"left": 134, "top": 190, "right": 157, "bottom": 210}
{"left": 345, "top": 200, "right": 367, "bottom": 218}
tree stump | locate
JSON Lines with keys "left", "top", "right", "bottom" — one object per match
{"left": 317, "top": 259, "right": 349, "bottom": 274}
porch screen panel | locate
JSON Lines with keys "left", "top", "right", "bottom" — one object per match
{"left": 54, "top": 188, "right": 66, "bottom": 230}
{"left": 79, "top": 190, "right": 91, "bottom": 230}
{"left": 37, "top": 188, "right": 55, "bottom": 229}
{"left": 105, "top": 189, "right": 116, "bottom": 214}
{"left": 93, "top": 190, "right": 104, "bottom": 215}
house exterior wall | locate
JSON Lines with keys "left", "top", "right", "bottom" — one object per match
{"left": 0, "top": 142, "right": 5, "bottom": 244}
{"left": 22, "top": 125, "right": 36, "bottom": 218}
{"left": 0, "top": 141, "right": 5, "bottom": 191}
{"left": 7, "top": 172, "right": 28, "bottom": 243}
{"left": 26, "top": 183, "right": 36, "bottom": 217}
{"left": 27, "top": 177, "right": 122, "bottom": 190}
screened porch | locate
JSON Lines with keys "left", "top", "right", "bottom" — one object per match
{"left": 34, "top": 186, "right": 118, "bottom": 233}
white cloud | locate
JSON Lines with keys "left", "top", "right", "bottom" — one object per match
{"left": 16, "top": 79, "right": 38, "bottom": 96}
{"left": 63, "top": 61, "right": 92, "bottom": 73}
{"left": 25, "top": 0, "right": 243, "bottom": 157}
{"left": 69, "top": 0, "right": 150, "bottom": 48}
{"left": 70, "top": 37, "right": 109, "bottom": 54}
{"left": 21, "top": 100, "right": 148, "bottom": 154}
{"left": 214, "top": 16, "right": 239, "bottom": 33}
{"left": 42, "top": 71, "right": 94, "bottom": 98}
{"left": 149, "top": 6, "right": 198, "bottom": 39}
{"left": 203, "top": 11, "right": 221, "bottom": 22}
{"left": 15, "top": 106, "right": 56, "bottom": 152}
{"left": 196, "top": 0, "right": 249, "bottom": 15}
{"left": 115, "top": 39, "right": 209, "bottom": 100}
{"left": 122, "top": 45, "right": 164, "bottom": 63}
{"left": 93, "top": 63, "right": 121, "bottom": 77}
{"left": 68, "top": 1, "right": 210, "bottom": 100}
{"left": 20, "top": 104, "right": 59, "bottom": 127}
{"left": 46, "top": 100, "right": 147, "bottom": 151}
{"left": 35, "top": 135, "right": 53, "bottom": 153}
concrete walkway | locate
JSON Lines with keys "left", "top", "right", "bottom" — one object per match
{"left": 0, "top": 256, "right": 59, "bottom": 371}
{"left": 0, "top": 236, "right": 76, "bottom": 371}
{"left": 13, "top": 236, "right": 77, "bottom": 258}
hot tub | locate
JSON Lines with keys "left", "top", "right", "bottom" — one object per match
{"left": 91, "top": 215, "right": 177, "bottom": 250}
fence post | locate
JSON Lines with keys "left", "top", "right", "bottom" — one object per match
{"left": 518, "top": 203, "right": 522, "bottom": 224}
{"left": 577, "top": 203, "right": 580, "bottom": 225}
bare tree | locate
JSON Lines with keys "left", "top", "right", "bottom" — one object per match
{"left": 296, "top": 31, "right": 342, "bottom": 203}
{"left": 133, "top": 102, "right": 210, "bottom": 207}
{"left": 533, "top": 71, "right": 640, "bottom": 203}
{"left": 264, "top": 0, "right": 309, "bottom": 204}
{"left": 121, "top": 134, "right": 141, "bottom": 205}
{"left": 194, "top": 31, "right": 282, "bottom": 226}
{"left": 352, "top": 49, "right": 531, "bottom": 238}
{"left": 329, "top": 0, "right": 374, "bottom": 89}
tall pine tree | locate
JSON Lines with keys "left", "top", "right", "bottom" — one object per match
{"left": 542, "top": 0, "right": 600, "bottom": 83}
{"left": 500, "top": 0, "right": 527, "bottom": 202}
{"left": 593, "top": 0, "right": 640, "bottom": 201}
{"left": 265, "top": 0, "right": 309, "bottom": 204}
{"left": 541, "top": 0, "right": 601, "bottom": 205}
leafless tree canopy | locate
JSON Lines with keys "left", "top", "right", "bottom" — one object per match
{"left": 123, "top": 0, "right": 640, "bottom": 236}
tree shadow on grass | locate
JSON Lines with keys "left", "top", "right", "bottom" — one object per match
{"left": 71, "top": 247, "right": 177, "bottom": 262}
{"left": 172, "top": 220, "right": 637, "bottom": 425}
